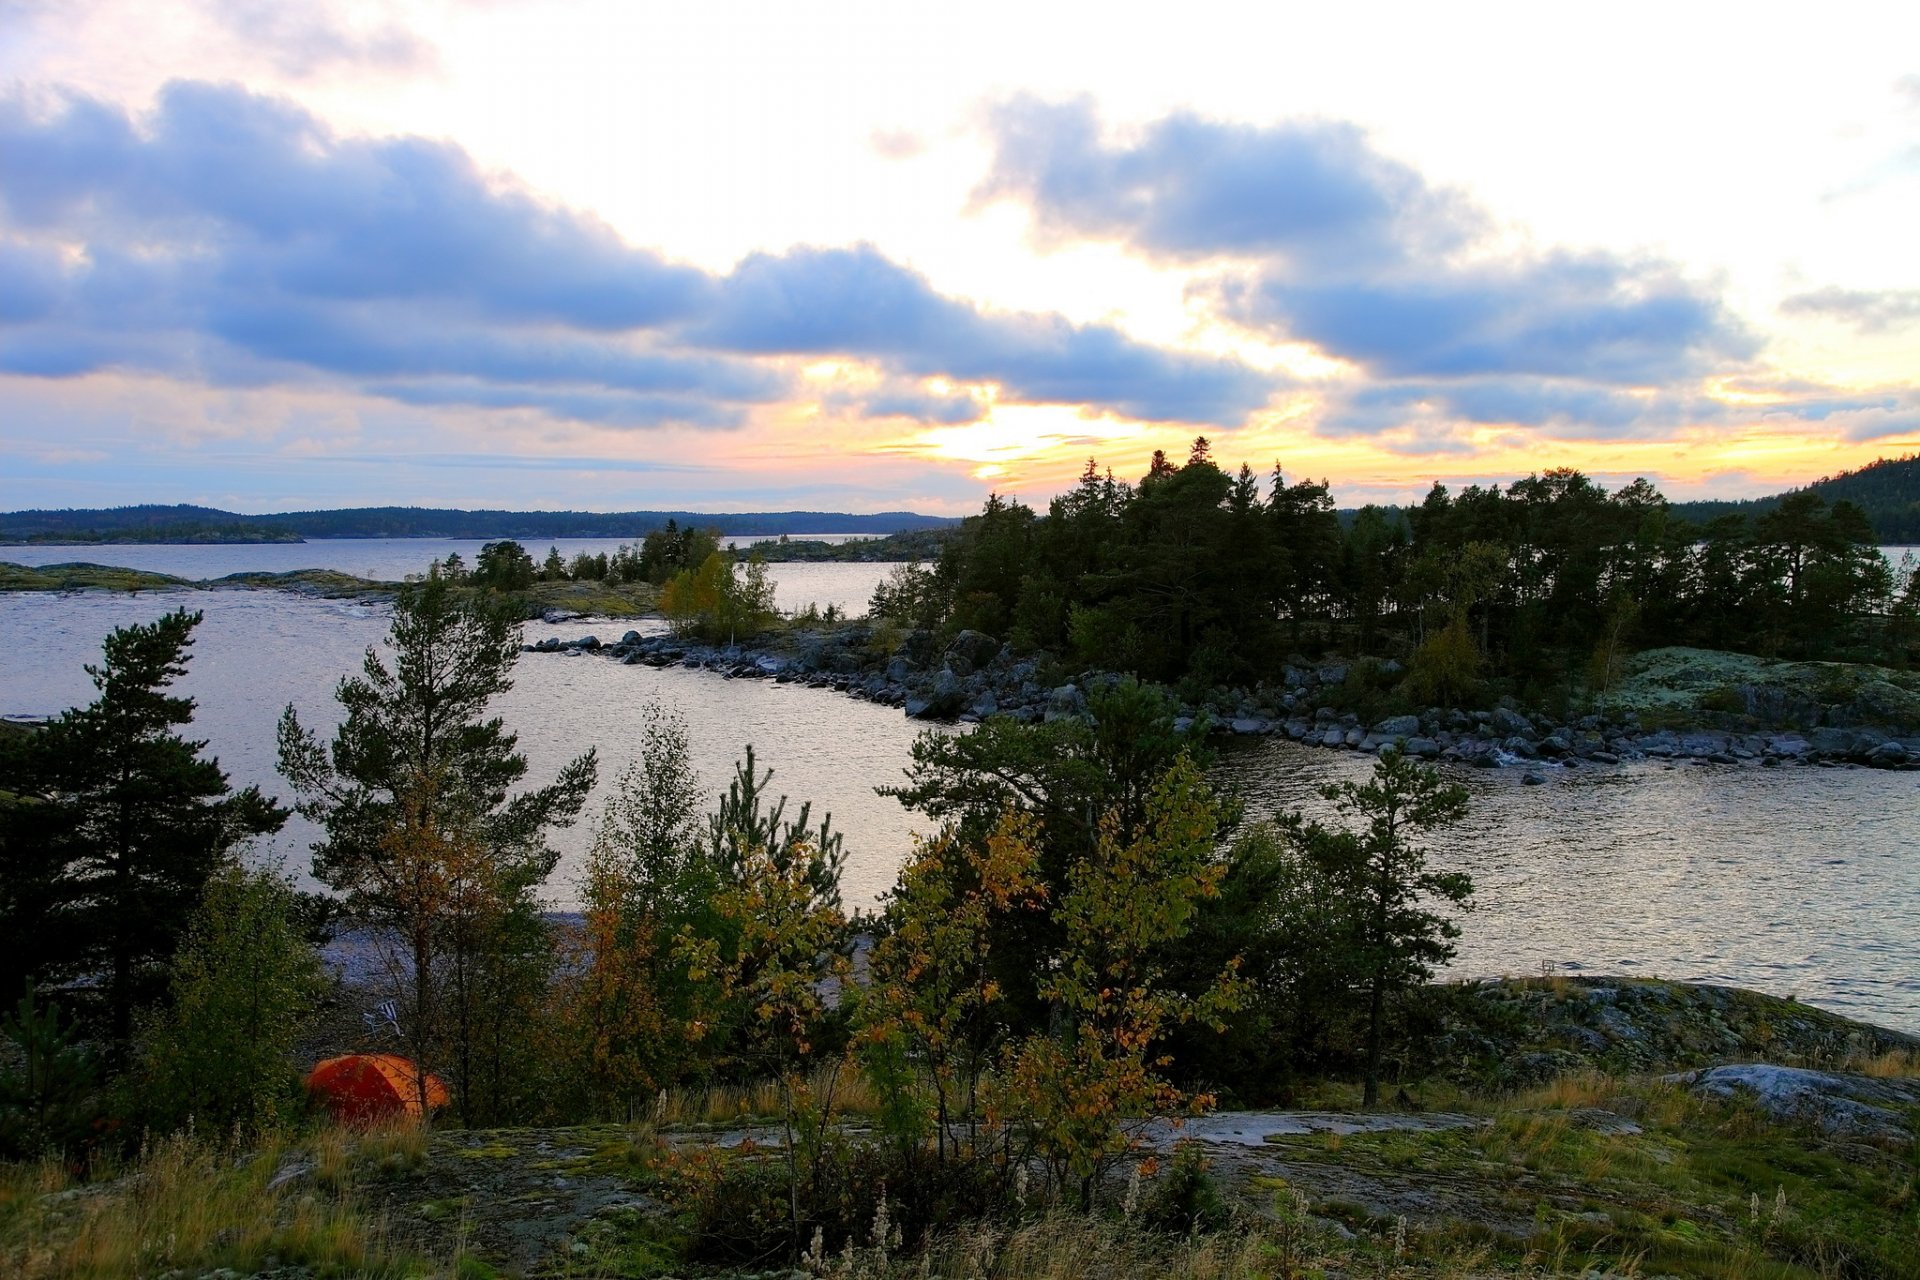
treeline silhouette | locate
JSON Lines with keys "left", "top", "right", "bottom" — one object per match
{"left": 877, "top": 441, "right": 1915, "bottom": 706}
{"left": 0, "top": 504, "right": 956, "bottom": 543}
{"left": 1670, "top": 453, "right": 1920, "bottom": 542}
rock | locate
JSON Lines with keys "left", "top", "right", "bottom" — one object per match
{"left": 1404, "top": 736, "right": 1441, "bottom": 758}
{"left": 970, "top": 693, "right": 999, "bottom": 719}
{"left": 1043, "top": 683, "right": 1083, "bottom": 718}
{"left": 1868, "top": 740, "right": 1910, "bottom": 767}
{"left": 1231, "top": 717, "right": 1267, "bottom": 735}
{"left": 1671, "top": 1064, "right": 1920, "bottom": 1140}
{"left": 1491, "top": 706, "right": 1534, "bottom": 736}
{"left": 1521, "top": 771, "right": 1547, "bottom": 785}
{"left": 1374, "top": 714, "right": 1421, "bottom": 737}
{"left": 1320, "top": 727, "right": 1346, "bottom": 749}
{"left": 619, "top": 630, "right": 642, "bottom": 646}
{"left": 1589, "top": 750, "right": 1620, "bottom": 765}
{"left": 1316, "top": 662, "right": 1349, "bottom": 686}
{"left": 943, "top": 629, "right": 1000, "bottom": 677}
{"left": 576, "top": 635, "right": 600, "bottom": 650}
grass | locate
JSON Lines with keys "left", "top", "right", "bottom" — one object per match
{"left": 0, "top": 1126, "right": 432, "bottom": 1278}
{"left": 1262, "top": 1071, "right": 1920, "bottom": 1279}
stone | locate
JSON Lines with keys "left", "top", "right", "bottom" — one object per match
{"left": 1405, "top": 736, "right": 1441, "bottom": 758}
{"left": 1231, "top": 717, "right": 1267, "bottom": 735}
{"left": 1374, "top": 714, "right": 1421, "bottom": 737}
{"left": 1490, "top": 706, "right": 1534, "bottom": 736}
{"left": 943, "top": 629, "right": 1000, "bottom": 676}
{"left": 1521, "top": 771, "right": 1547, "bottom": 785}
{"left": 1672, "top": 1064, "right": 1920, "bottom": 1140}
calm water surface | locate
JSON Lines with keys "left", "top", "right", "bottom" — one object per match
{"left": 1, "top": 537, "right": 893, "bottom": 615}
{"left": 3, "top": 554, "right": 1915, "bottom": 1032}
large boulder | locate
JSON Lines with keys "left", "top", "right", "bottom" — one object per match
{"left": 1490, "top": 706, "right": 1534, "bottom": 736}
{"left": 943, "top": 629, "right": 1001, "bottom": 678}
{"left": 1374, "top": 714, "right": 1420, "bottom": 738}
{"left": 1045, "top": 684, "right": 1086, "bottom": 722}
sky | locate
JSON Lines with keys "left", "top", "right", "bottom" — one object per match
{"left": 2, "top": 1, "right": 1918, "bottom": 515}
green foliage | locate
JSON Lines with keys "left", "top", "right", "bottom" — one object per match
{"left": 1139, "top": 1143, "right": 1232, "bottom": 1235}
{"left": 659, "top": 551, "right": 778, "bottom": 642}
{"left": 911, "top": 451, "right": 1902, "bottom": 694}
{"left": 0, "top": 988, "right": 103, "bottom": 1161}
{"left": 703, "top": 745, "right": 845, "bottom": 911}
{"left": 473, "top": 540, "right": 535, "bottom": 591}
{"left": 0, "top": 609, "right": 286, "bottom": 1055}
{"left": 1002, "top": 756, "right": 1243, "bottom": 1203}
{"left": 136, "top": 862, "right": 329, "bottom": 1137}
{"left": 1405, "top": 612, "right": 1483, "bottom": 707}
{"left": 1274, "top": 749, "right": 1472, "bottom": 1106}
{"left": 547, "top": 705, "right": 710, "bottom": 1116}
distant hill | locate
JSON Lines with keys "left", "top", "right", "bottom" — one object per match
{"left": 1670, "top": 454, "right": 1920, "bottom": 543}
{"left": 0, "top": 505, "right": 959, "bottom": 544}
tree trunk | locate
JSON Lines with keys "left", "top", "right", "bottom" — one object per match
{"left": 1363, "top": 973, "right": 1384, "bottom": 1108}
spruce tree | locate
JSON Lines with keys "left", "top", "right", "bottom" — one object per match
{"left": 0, "top": 609, "right": 286, "bottom": 1060}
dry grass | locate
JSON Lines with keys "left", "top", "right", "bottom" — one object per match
{"left": 819, "top": 1213, "right": 1507, "bottom": 1280}
{"left": 1847, "top": 1046, "right": 1920, "bottom": 1078}
{"left": 0, "top": 1126, "right": 433, "bottom": 1279}
{"left": 657, "top": 1062, "right": 884, "bottom": 1127}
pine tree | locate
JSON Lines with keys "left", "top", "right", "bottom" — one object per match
{"left": 277, "top": 568, "right": 595, "bottom": 1114}
{"left": 0, "top": 609, "right": 285, "bottom": 1059}
{"left": 1278, "top": 749, "right": 1471, "bottom": 1107}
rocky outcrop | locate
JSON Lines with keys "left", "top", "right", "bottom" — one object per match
{"left": 1669, "top": 1065, "right": 1920, "bottom": 1141}
{"left": 524, "top": 629, "right": 1920, "bottom": 770}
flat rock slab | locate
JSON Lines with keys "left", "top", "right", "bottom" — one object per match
{"left": 1668, "top": 1064, "right": 1920, "bottom": 1140}
{"left": 1154, "top": 1111, "right": 1486, "bottom": 1147}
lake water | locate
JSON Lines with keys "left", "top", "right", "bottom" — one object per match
{"left": 3, "top": 547, "right": 1916, "bottom": 1033}
{"left": 0, "top": 538, "right": 894, "bottom": 616}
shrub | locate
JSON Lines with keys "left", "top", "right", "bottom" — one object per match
{"left": 0, "top": 988, "right": 105, "bottom": 1162}
{"left": 1138, "top": 1144, "right": 1232, "bottom": 1235}
{"left": 136, "top": 862, "right": 330, "bottom": 1138}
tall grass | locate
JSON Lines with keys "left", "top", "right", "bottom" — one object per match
{"left": 0, "top": 1125, "right": 423, "bottom": 1279}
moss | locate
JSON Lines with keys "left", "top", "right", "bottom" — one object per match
{"left": 0, "top": 560, "right": 197, "bottom": 593}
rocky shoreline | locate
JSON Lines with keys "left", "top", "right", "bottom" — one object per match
{"left": 529, "top": 624, "right": 1920, "bottom": 772}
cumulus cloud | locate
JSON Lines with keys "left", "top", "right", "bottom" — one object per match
{"left": 0, "top": 82, "right": 1278, "bottom": 431}
{"left": 1780, "top": 286, "right": 1920, "bottom": 333}
{"left": 978, "top": 98, "right": 1760, "bottom": 438}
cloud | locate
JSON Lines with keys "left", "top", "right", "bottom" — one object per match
{"left": 207, "top": 0, "right": 434, "bottom": 78}
{"left": 978, "top": 98, "right": 1758, "bottom": 432}
{"left": 977, "top": 96, "right": 1474, "bottom": 269}
{"left": 697, "top": 245, "right": 1280, "bottom": 423}
{"left": 0, "top": 82, "right": 1279, "bottom": 432}
{"left": 823, "top": 382, "right": 986, "bottom": 425}
{"left": 1780, "top": 286, "right": 1920, "bottom": 333}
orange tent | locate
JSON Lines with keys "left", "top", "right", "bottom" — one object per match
{"left": 306, "top": 1054, "right": 449, "bottom": 1124}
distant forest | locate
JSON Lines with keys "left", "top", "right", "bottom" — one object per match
{"left": 0, "top": 504, "right": 958, "bottom": 544}
{"left": 1669, "top": 453, "right": 1920, "bottom": 542}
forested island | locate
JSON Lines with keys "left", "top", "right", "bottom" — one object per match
{"left": 506, "top": 443, "right": 1920, "bottom": 769}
